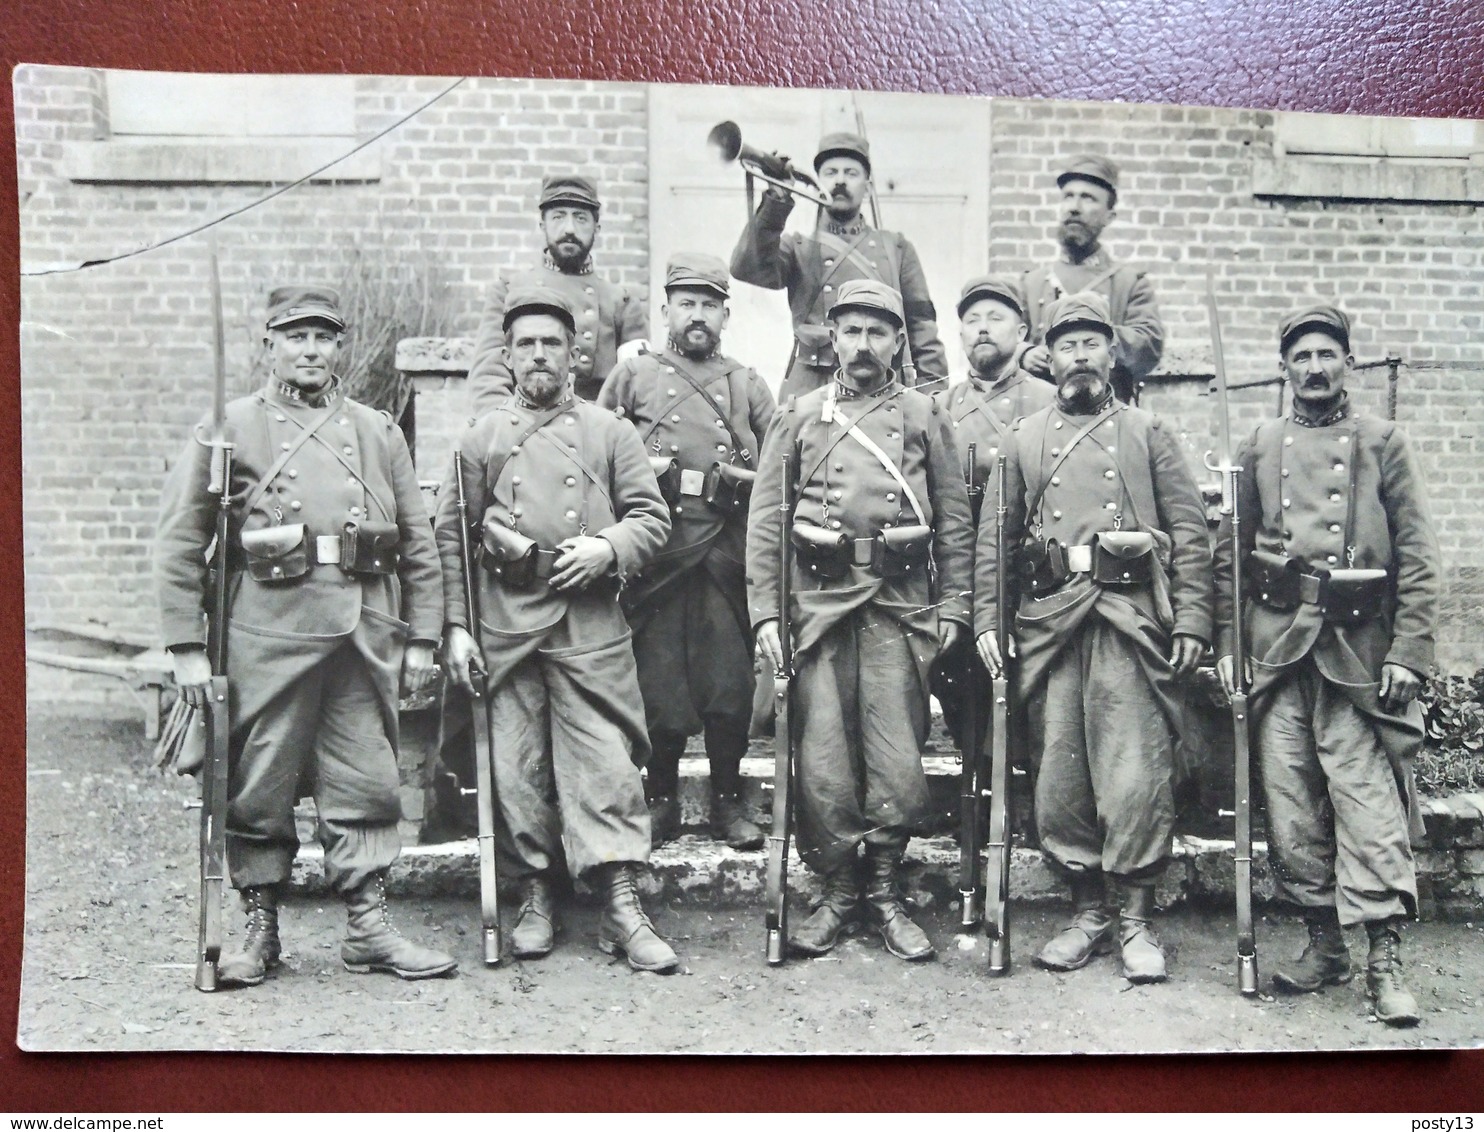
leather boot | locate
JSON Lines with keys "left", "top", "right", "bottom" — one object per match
{"left": 863, "top": 842, "right": 935, "bottom": 962}
{"left": 789, "top": 861, "right": 860, "bottom": 956}
{"left": 341, "top": 872, "right": 458, "bottom": 980}
{"left": 1365, "top": 919, "right": 1421, "bottom": 1027}
{"left": 1036, "top": 872, "right": 1115, "bottom": 971}
{"left": 710, "top": 791, "right": 765, "bottom": 851}
{"left": 595, "top": 863, "right": 679, "bottom": 973}
{"left": 217, "top": 885, "right": 281, "bottom": 987}
{"left": 510, "top": 874, "right": 556, "bottom": 959}
{"left": 647, "top": 794, "right": 681, "bottom": 849}
{"left": 1117, "top": 882, "right": 1168, "bottom": 984}
{"left": 1272, "top": 906, "right": 1352, "bottom": 994}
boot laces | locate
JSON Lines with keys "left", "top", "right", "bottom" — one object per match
{"left": 371, "top": 876, "right": 407, "bottom": 939}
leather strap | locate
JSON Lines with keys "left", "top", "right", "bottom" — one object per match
{"left": 1024, "top": 403, "right": 1126, "bottom": 531}
{"left": 823, "top": 388, "right": 927, "bottom": 526}
{"left": 645, "top": 350, "right": 757, "bottom": 467}
{"left": 240, "top": 398, "right": 342, "bottom": 521}
{"left": 793, "top": 388, "right": 903, "bottom": 511}
{"left": 487, "top": 403, "right": 571, "bottom": 495}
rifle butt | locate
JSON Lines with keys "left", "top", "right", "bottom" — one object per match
{"left": 1231, "top": 689, "right": 1258, "bottom": 995}
{"left": 471, "top": 697, "right": 502, "bottom": 966}
{"left": 764, "top": 675, "right": 793, "bottom": 965}
{"left": 983, "top": 674, "right": 1012, "bottom": 975}
{"left": 195, "top": 675, "right": 231, "bottom": 991}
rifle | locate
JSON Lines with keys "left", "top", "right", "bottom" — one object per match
{"left": 983, "top": 453, "right": 1012, "bottom": 976}
{"left": 454, "top": 450, "right": 503, "bottom": 966}
{"left": 1203, "top": 271, "right": 1259, "bottom": 997}
{"left": 194, "top": 240, "right": 233, "bottom": 992}
{"left": 957, "top": 443, "right": 984, "bottom": 929}
{"left": 765, "top": 449, "right": 796, "bottom": 966}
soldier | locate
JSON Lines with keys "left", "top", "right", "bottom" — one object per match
{"left": 157, "top": 286, "right": 456, "bottom": 987}
{"left": 1214, "top": 306, "right": 1440, "bottom": 1026}
{"left": 598, "top": 253, "right": 777, "bottom": 850}
{"left": 931, "top": 274, "right": 1056, "bottom": 747}
{"left": 1020, "top": 156, "right": 1164, "bottom": 405}
{"left": 437, "top": 285, "right": 679, "bottom": 972}
{"left": 748, "top": 280, "right": 974, "bottom": 962}
{"left": 465, "top": 175, "right": 647, "bottom": 414}
{"left": 730, "top": 132, "right": 948, "bottom": 400}
{"left": 973, "top": 293, "right": 1211, "bottom": 984}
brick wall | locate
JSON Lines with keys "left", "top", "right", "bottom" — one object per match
{"left": 18, "top": 68, "right": 649, "bottom": 700}
{"left": 20, "top": 71, "right": 1484, "bottom": 704}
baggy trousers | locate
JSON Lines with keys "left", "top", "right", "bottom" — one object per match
{"left": 486, "top": 617, "right": 652, "bottom": 880}
{"left": 1033, "top": 614, "right": 1175, "bottom": 882}
{"left": 228, "top": 641, "right": 401, "bottom": 894}
{"left": 1256, "top": 657, "right": 1416, "bottom": 926}
{"left": 793, "top": 604, "right": 932, "bottom": 873}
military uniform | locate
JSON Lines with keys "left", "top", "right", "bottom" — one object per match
{"left": 465, "top": 176, "right": 647, "bottom": 414}
{"left": 747, "top": 280, "right": 973, "bottom": 960}
{"left": 974, "top": 294, "right": 1210, "bottom": 981}
{"left": 597, "top": 254, "right": 777, "bottom": 846}
{"left": 729, "top": 132, "right": 947, "bottom": 400}
{"left": 1213, "top": 306, "right": 1440, "bottom": 1022}
{"left": 1022, "top": 156, "right": 1164, "bottom": 404}
{"left": 157, "top": 285, "right": 454, "bottom": 984}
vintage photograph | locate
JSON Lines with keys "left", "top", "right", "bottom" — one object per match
{"left": 16, "top": 64, "right": 1484, "bottom": 1054}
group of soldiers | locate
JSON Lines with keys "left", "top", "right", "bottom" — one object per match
{"left": 155, "top": 132, "right": 1441, "bottom": 1029}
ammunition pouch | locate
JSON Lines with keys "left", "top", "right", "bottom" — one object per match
{"left": 704, "top": 462, "right": 756, "bottom": 516}
{"left": 1245, "top": 549, "right": 1304, "bottom": 612}
{"left": 1090, "top": 530, "right": 1156, "bottom": 587}
{"left": 790, "top": 521, "right": 852, "bottom": 580}
{"left": 240, "top": 523, "right": 309, "bottom": 584}
{"left": 481, "top": 523, "right": 540, "bottom": 589}
{"left": 648, "top": 456, "right": 681, "bottom": 507}
{"left": 1319, "top": 568, "right": 1391, "bottom": 626}
{"left": 870, "top": 523, "right": 932, "bottom": 580}
{"left": 1019, "top": 538, "right": 1070, "bottom": 597}
{"left": 339, "top": 519, "right": 400, "bottom": 576}
{"left": 793, "top": 323, "right": 836, "bottom": 369}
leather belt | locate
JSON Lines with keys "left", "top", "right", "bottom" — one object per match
{"left": 1064, "top": 544, "right": 1093, "bottom": 574}
{"left": 533, "top": 548, "right": 560, "bottom": 580}
{"left": 314, "top": 535, "right": 342, "bottom": 565}
{"left": 678, "top": 468, "right": 706, "bottom": 498}
{"left": 850, "top": 537, "right": 875, "bottom": 567}
{"left": 1297, "top": 572, "right": 1324, "bottom": 604}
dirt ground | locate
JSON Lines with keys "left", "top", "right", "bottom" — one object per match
{"left": 19, "top": 711, "right": 1484, "bottom": 1055}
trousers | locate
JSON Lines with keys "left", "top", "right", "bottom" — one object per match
{"left": 1257, "top": 657, "right": 1416, "bottom": 926}
{"left": 227, "top": 640, "right": 401, "bottom": 893}
{"left": 793, "top": 604, "right": 932, "bottom": 873}
{"left": 1033, "top": 614, "right": 1175, "bottom": 881}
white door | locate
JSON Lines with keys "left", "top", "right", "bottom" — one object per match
{"left": 648, "top": 84, "right": 992, "bottom": 396}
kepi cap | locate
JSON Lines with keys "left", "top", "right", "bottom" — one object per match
{"left": 957, "top": 273, "right": 1028, "bottom": 321}
{"left": 1279, "top": 305, "right": 1351, "bottom": 354}
{"left": 502, "top": 284, "right": 576, "bottom": 334}
{"left": 827, "top": 279, "right": 904, "bottom": 329}
{"left": 538, "top": 174, "right": 601, "bottom": 213}
{"left": 813, "top": 132, "right": 872, "bottom": 177}
{"left": 1044, "top": 292, "right": 1114, "bottom": 345}
{"left": 664, "top": 252, "right": 730, "bottom": 298}
{"left": 266, "top": 285, "right": 345, "bottom": 331}
{"left": 1057, "top": 155, "right": 1120, "bottom": 204}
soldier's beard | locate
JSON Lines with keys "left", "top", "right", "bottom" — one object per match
{"left": 969, "top": 340, "right": 1012, "bottom": 381}
{"left": 518, "top": 367, "right": 566, "bottom": 406}
{"left": 673, "top": 324, "right": 719, "bottom": 359}
{"left": 1056, "top": 368, "right": 1109, "bottom": 408}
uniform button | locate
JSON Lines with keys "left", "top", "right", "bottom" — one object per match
{"left": 716, "top": 419, "right": 725, "bottom": 428}
{"left": 579, "top": 354, "right": 590, "bottom": 363}
{"left": 342, "top": 446, "right": 353, "bottom": 456}
{"left": 834, "top": 463, "right": 845, "bottom": 472}
{"left": 347, "top": 476, "right": 357, "bottom": 487}
{"left": 830, "top": 519, "right": 842, "bottom": 530}
{"left": 1054, "top": 420, "right": 1064, "bottom": 430}
{"left": 824, "top": 259, "right": 835, "bottom": 267}
{"left": 1334, "top": 462, "right": 1345, "bottom": 473}
{"left": 275, "top": 413, "right": 286, "bottom": 422}
{"left": 585, "top": 308, "right": 595, "bottom": 317}
{"left": 868, "top": 240, "right": 877, "bottom": 248}
{"left": 717, "top": 444, "right": 728, "bottom": 453}
{"left": 886, "top": 492, "right": 897, "bottom": 502}
{"left": 888, "top": 432, "right": 899, "bottom": 439}
{"left": 675, "top": 505, "right": 684, "bottom": 514}
{"left": 1330, "top": 491, "right": 1342, "bottom": 502}
{"left": 1050, "top": 476, "right": 1061, "bottom": 486}
{"left": 1329, "top": 523, "right": 1342, "bottom": 533}
{"left": 990, "top": 447, "right": 998, "bottom": 456}
{"left": 1284, "top": 436, "right": 1293, "bottom": 446}
{"left": 511, "top": 445, "right": 521, "bottom": 454}
{"left": 280, "top": 441, "right": 292, "bottom": 451}
{"left": 584, "top": 286, "right": 594, "bottom": 294}
{"left": 350, "top": 506, "right": 362, "bottom": 517}
{"left": 667, "top": 388, "right": 677, "bottom": 396}
{"left": 1001, "top": 397, "right": 1011, "bottom": 406}
{"left": 1105, "top": 502, "right": 1117, "bottom": 510}
{"left": 513, "top": 506, "right": 523, "bottom": 517}
{"left": 290, "top": 500, "right": 301, "bottom": 511}
{"left": 953, "top": 420, "right": 960, "bottom": 428}
{"left": 565, "top": 476, "right": 576, "bottom": 487}
{"left": 566, "top": 510, "right": 577, "bottom": 520}
{"left": 1105, "top": 420, "right": 1115, "bottom": 429}
{"left": 1107, "top": 445, "right": 1116, "bottom": 454}
{"left": 339, "top": 417, "right": 349, "bottom": 426}
{"left": 1050, "top": 447, "right": 1060, "bottom": 457}
{"left": 287, "top": 469, "right": 298, "bottom": 479}
{"left": 1337, "top": 435, "right": 1349, "bottom": 444}
{"left": 1051, "top": 510, "right": 1062, "bottom": 520}
{"left": 831, "top": 489, "right": 843, "bottom": 501}
{"left": 672, "top": 415, "right": 681, "bottom": 423}
{"left": 1104, "top": 469, "right": 1115, "bottom": 480}
{"left": 823, "top": 285, "right": 834, "bottom": 293}
{"left": 1281, "top": 468, "right": 1290, "bottom": 478}
{"left": 1327, "top": 554, "right": 1338, "bottom": 564}
{"left": 512, "top": 476, "right": 521, "bottom": 485}
{"left": 1283, "top": 529, "right": 1292, "bottom": 539}
{"left": 565, "top": 416, "right": 576, "bottom": 426}
{"left": 671, "top": 444, "right": 680, "bottom": 453}
{"left": 1282, "top": 498, "right": 1291, "bottom": 508}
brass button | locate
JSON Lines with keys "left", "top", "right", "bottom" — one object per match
{"left": 834, "top": 463, "right": 845, "bottom": 472}
{"left": 830, "top": 519, "right": 842, "bottom": 530}
{"left": 717, "top": 444, "right": 728, "bottom": 452}
{"left": 671, "top": 444, "right": 680, "bottom": 453}
{"left": 342, "top": 446, "right": 353, "bottom": 456}
{"left": 1330, "top": 491, "right": 1341, "bottom": 502}
{"left": 1050, "top": 476, "right": 1061, "bottom": 487}
{"left": 831, "top": 489, "right": 843, "bottom": 501}
{"left": 275, "top": 413, "right": 286, "bottom": 422}
{"left": 1105, "top": 501, "right": 1117, "bottom": 510}
{"left": 513, "top": 506, "right": 523, "bottom": 517}
{"left": 565, "top": 476, "right": 576, "bottom": 487}
{"left": 672, "top": 415, "right": 681, "bottom": 423}
{"left": 1284, "top": 436, "right": 1293, "bottom": 446}
{"left": 280, "top": 442, "right": 292, "bottom": 451}
{"left": 290, "top": 500, "right": 301, "bottom": 511}
{"left": 667, "top": 388, "right": 677, "bottom": 396}
{"left": 885, "top": 492, "right": 897, "bottom": 502}
{"left": 566, "top": 510, "right": 577, "bottom": 520}
{"left": 1282, "top": 498, "right": 1291, "bottom": 508}
{"left": 565, "top": 416, "right": 576, "bottom": 426}
{"left": 350, "top": 506, "right": 362, "bottom": 517}
{"left": 1051, "top": 510, "right": 1062, "bottom": 520}
{"left": 823, "top": 285, "right": 834, "bottom": 293}
{"left": 1329, "top": 523, "right": 1341, "bottom": 533}
{"left": 1104, "top": 469, "right": 1115, "bottom": 480}
{"left": 1051, "top": 447, "right": 1060, "bottom": 457}
{"left": 1054, "top": 421, "right": 1064, "bottom": 430}
{"left": 1281, "top": 468, "right": 1290, "bottom": 478}
{"left": 287, "top": 469, "right": 298, "bottom": 479}
{"left": 1327, "top": 554, "right": 1338, "bottom": 564}
{"left": 1334, "top": 462, "right": 1345, "bottom": 473}
{"left": 512, "top": 475, "right": 521, "bottom": 486}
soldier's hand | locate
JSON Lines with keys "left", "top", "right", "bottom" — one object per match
{"left": 443, "top": 626, "right": 485, "bottom": 697}
{"left": 551, "top": 536, "right": 617, "bottom": 592}
{"left": 756, "top": 619, "right": 785, "bottom": 675}
{"left": 1169, "top": 633, "right": 1205, "bottom": 678}
{"left": 975, "top": 630, "right": 1008, "bottom": 679}
{"left": 1379, "top": 662, "right": 1423, "bottom": 712}
{"left": 170, "top": 646, "right": 213, "bottom": 709}
{"left": 1021, "top": 345, "right": 1051, "bottom": 377}
{"left": 401, "top": 642, "right": 438, "bottom": 696}
{"left": 937, "top": 620, "right": 964, "bottom": 661}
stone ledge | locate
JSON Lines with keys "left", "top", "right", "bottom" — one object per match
{"left": 62, "top": 139, "right": 383, "bottom": 185}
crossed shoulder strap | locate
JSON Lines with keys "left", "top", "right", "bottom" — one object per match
{"left": 1022, "top": 402, "right": 1127, "bottom": 526}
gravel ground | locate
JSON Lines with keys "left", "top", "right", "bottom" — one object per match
{"left": 19, "top": 711, "right": 1484, "bottom": 1055}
